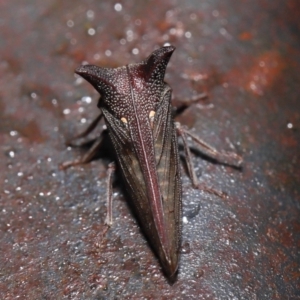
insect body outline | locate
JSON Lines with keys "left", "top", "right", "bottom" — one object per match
{"left": 62, "top": 45, "right": 242, "bottom": 279}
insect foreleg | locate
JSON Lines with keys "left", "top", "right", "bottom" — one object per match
{"left": 60, "top": 134, "right": 105, "bottom": 169}
{"left": 66, "top": 110, "right": 103, "bottom": 147}
{"left": 173, "top": 93, "right": 208, "bottom": 116}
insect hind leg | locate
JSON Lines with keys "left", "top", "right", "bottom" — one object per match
{"left": 175, "top": 122, "right": 242, "bottom": 198}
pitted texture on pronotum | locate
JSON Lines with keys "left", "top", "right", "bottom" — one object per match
{"left": 76, "top": 46, "right": 182, "bottom": 278}
{"left": 75, "top": 46, "right": 174, "bottom": 119}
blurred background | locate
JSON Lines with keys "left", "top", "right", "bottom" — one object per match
{"left": 0, "top": 1, "right": 299, "bottom": 299}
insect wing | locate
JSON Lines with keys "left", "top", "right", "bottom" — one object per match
{"left": 152, "top": 86, "right": 182, "bottom": 276}
{"left": 102, "top": 86, "right": 181, "bottom": 277}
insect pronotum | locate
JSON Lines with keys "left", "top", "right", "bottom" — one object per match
{"left": 62, "top": 46, "right": 242, "bottom": 279}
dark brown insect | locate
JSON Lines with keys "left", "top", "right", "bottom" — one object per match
{"left": 62, "top": 46, "right": 242, "bottom": 279}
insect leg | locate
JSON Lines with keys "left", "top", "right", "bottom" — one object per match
{"left": 105, "top": 162, "right": 116, "bottom": 226}
{"left": 60, "top": 133, "right": 105, "bottom": 169}
{"left": 66, "top": 110, "right": 103, "bottom": 147}
{"left": 176, "top": 123, "right": 199, "bottom": 187}
{"left": 173, "top": 93, "right": 208, "bottom": 116}
{"left": 176, "top": 122, "right": 240, "bottom": 198}
{"left": 177, "top": 124, "right": 242, "bottom": 167}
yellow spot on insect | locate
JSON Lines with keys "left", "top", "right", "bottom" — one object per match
{"left": 149, "top": 111, "right": 155, "bottom": 119}
{"left": 149, "top": 110, "right": 155, "bottom": 129}
{"left": 121, "top": 117, "right": 128, "bottom": 123}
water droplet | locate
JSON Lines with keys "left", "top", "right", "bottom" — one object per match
{"left": 70, "top": 38, "right": 77, "bottom": 45}
{"left": 31, "top": 92, "right": 37, "bottom": 99}
{"left": 132, "top": 48, "right": 139, "bottom": 55}
{"left": 169, "top": 28, "right": 176, "bottom": 35}
{"left": 105, "top": 50, "right": 112, "bottom": 57}
{"left": 81, "top": 96, "right": 92, "bottom": 104}
{"left": 10, "top": 131, "right": 18, "bottom": 136}
{"left": 63, "top": 108, "right": 71, "bottom": 115}
{"left": 126, "top": 29, "right": 133, "bottom": 36}
{"left": 190, "top": 13, "right": 197, "bottom": 20}
{"left": 114, "top": 3, "right": 122, "bottom": 12}
{"left": 135, "top": 19, "right": 141, "bottom": 26}
{"left": 67, "top": 20, "right": 74, "bottom": 27}
{"left": 75, "top": 77, "right": 83, "bottom": 85}
{"left": 88, "top": 28, "right": 96, "bottom": 36}
{"left": 185, "top": 31, "right": 192, "bottom": 38}
{"left": 219, "top": 28, "right": 227, "bottom": 35}
{"left": 52, "top": 99, "right": 58, "bottom": 105}
{"left": 86, "top": 10, "right": 95, "bottom": 20}
{"left": 8, "top": 150, "right": 15, "bottom": 158}
{"left": 93, "top": 53, "right": 100, "bottom": 60}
